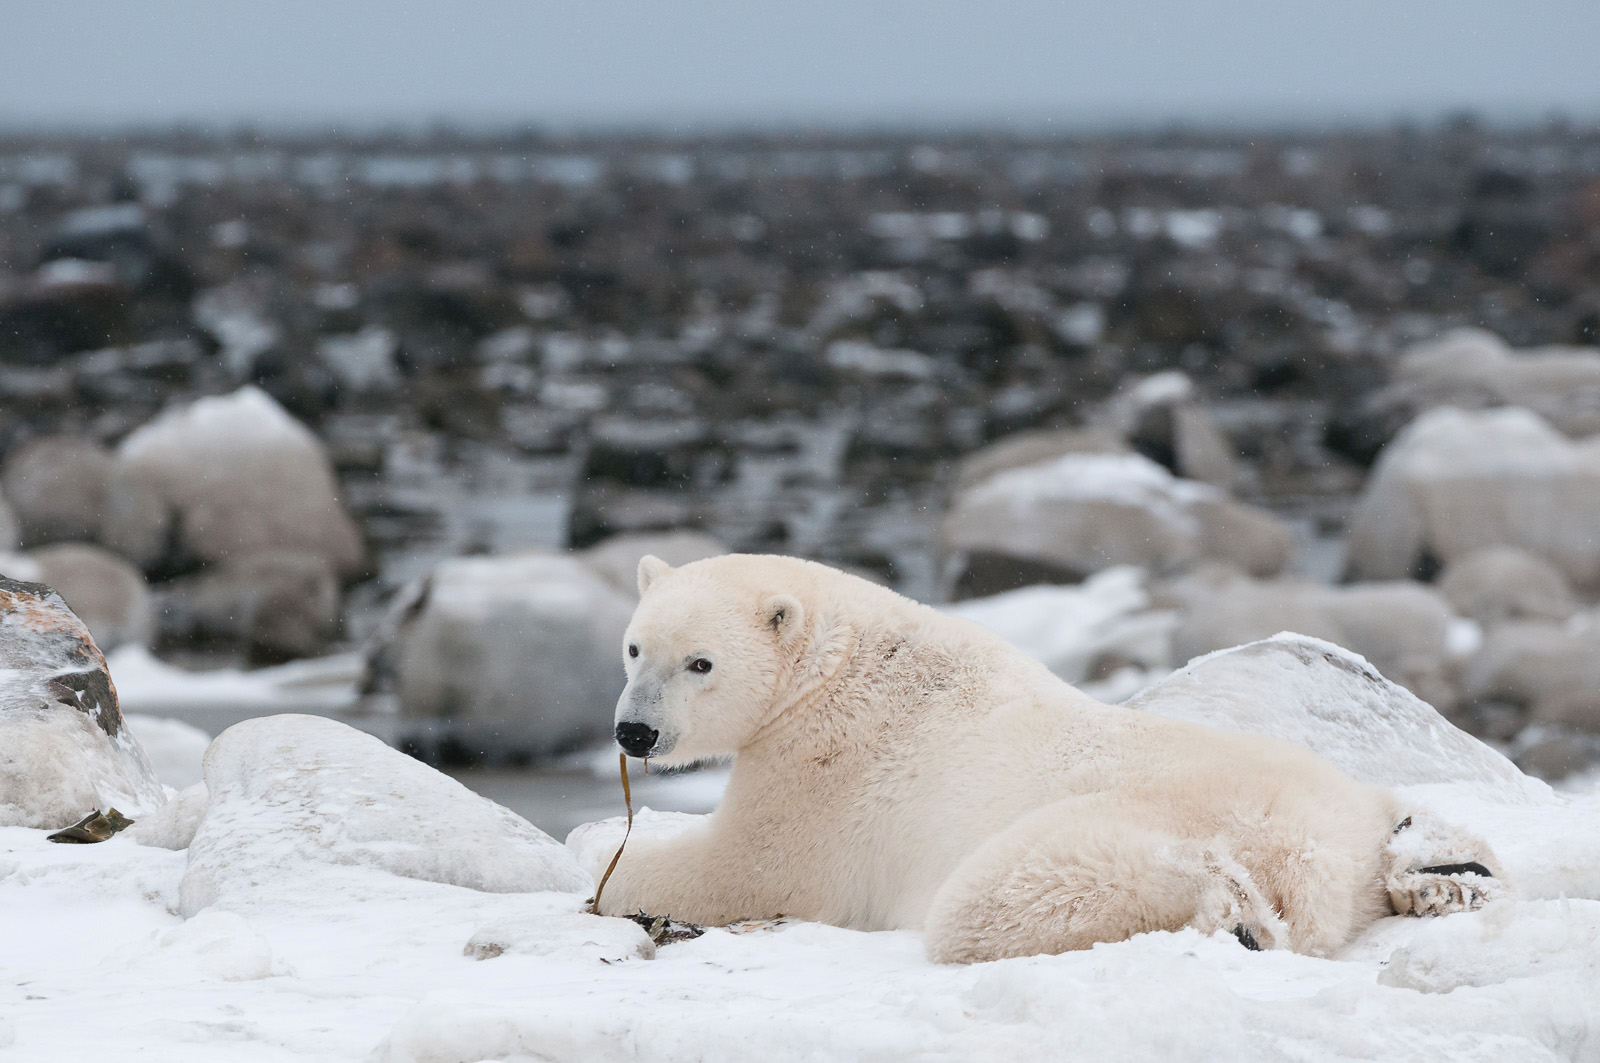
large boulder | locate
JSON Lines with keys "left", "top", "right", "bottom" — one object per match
{"left": 179, "top": 714, "right": 589, "bottom": 916}
{"left": 5, "top": 543, "right": 154, "bottom": 651}
{"left": 1, "top": 435, "right": 113, "bottom": 546}
{"left": 156, "top": 550, "right": 341, "bottom": 663}
{"left": 1461, "top": 617, "right": 1600, "bottom": 733}
{"left": 386, "top": 553, "right": 635, "bottom": 760}
{"left": 1345, "top": 407, "right": 1600, "bottom": 587}
{"left": 951, "top": 427, "right": 1126, "bottom": 494}
{"left": 1129, "top": 634, "right": 1542, "bottom": 804}
{"left": 1437, "top": 546, "right": 1578, "bottom": 626}
{"left": 940, "top": 451, "right": 1292, "bottom": 598}
{"left": 1164, "top": 571, "right": 1464, "bottom": 712}
{"left": 0, "top": 576, "right": 165, "bottom": 828}
{"left": 1094, "top": 370, "right": 1238, "bottom": 488}
{"left": 580, "top": 531, "right": 728, "bottom": 597}
{"left": 1381, "top": 328, "right": 1600, "bottom": 439}
{"left": 102, "top": 386, "right": 364, "bottom": 578}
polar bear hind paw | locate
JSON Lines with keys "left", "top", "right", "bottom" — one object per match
{"left": 1387, "top": 863, "right": 1499, "bottom": 917}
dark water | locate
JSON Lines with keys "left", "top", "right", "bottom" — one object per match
{"left": 446, "top": 761, "right": 729, "bottom": 839}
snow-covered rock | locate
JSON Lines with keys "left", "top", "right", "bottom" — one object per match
{"left": 1129, "top": 633, "right": 1543, "bottom": 803}
{"left": 941, "top": 567, "right": 1174, "bottom": 685}
{"left": 0, "top": 576, "right": 165, "bottom": 828}
{"left": 952, "top": 426, "right": 1126, "bottom": 494}
{"left": 123, "top": 714, "right": 210, "bottom": 791}
{"left": 1383, "top": 327, "right": 1600, "bottom": 438}
{"left": 104, "top": 908, "right": 287, "bottom": 982}
{"left": 463, "top": 911, "right": 656, "bottom": 963}
{"left": 179, "top": 714, "right": 589, "bottom": 916}
{"left": 129, "top": 781, "right": 207, "bottom": 850}
{"left": 1461, "top": 615, "right": 1600, "bottom": 732}
{"left": 156, "top": 549, "right": 341, "bottom": 661}
{"left": 941, "top": 452, "right": 1292, "bottom": 595}
{"left": 102, "top": 386, "right": 364, "bottom": 577}
{"left": 1346, "top": 406, "right": 1600, "bottom": 586}
{"left": 1375, "top": 898, "right": 1600, "bottom": 993}
{"left": 1095, "top": 370, "right": 1238, "bottom": 488}
{"left": 1164, "top": 571, "right": 1463, "bottom": 712}
{"left": 565, "top": 808, "right": 707, "bottom": 884}
{"left": 386, "top": 552, "right": 635, "bottom": 760}
{"left": 581, "top": 531, "right": 729, "bottom": 597}
{"left": 1438, "top": 545, "right": 1578, "bottom": 625}
{"left": 0, "top": 435, "right": 112, "bottom": 546}
{"left": 7, "top": 542, "right": 154, "bottom": 651}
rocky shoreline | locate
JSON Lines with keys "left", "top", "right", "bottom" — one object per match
{"left": 3, "top": 123, "right": 1599, "bottom": 775}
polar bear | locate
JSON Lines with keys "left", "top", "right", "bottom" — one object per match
{"left": 596, "top": 554, "right": 1503, "bottom": 961}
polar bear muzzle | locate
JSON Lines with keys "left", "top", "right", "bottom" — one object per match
{"left": 615, "top": 721, "right": 659, "bottom": 758}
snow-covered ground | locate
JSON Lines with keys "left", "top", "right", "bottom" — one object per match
{"left": 5, "top": 638, "right": 1600, "bottom": 1061}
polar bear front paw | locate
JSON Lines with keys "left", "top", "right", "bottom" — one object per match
{"left": 1387, "top": 863, "right": 1499, "bottom": 916}
{"left": 1194, "top": 855, "right": 1284, "bottom": 950}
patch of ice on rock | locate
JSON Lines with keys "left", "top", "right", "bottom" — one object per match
{"left": 1129, "top": 633, "right": 1545, "bottom": 803}
{"left": 179, "top": 714, "right": 589, "bottom": 916}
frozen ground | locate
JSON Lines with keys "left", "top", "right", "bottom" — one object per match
{"left": 4, "top": 642, "right": 1599, "bottom": 1060}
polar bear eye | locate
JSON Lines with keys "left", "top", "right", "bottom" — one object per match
{"left": 688, "top": 658, "right": 713, "bottom": 674}
{"left": 627, "top": 644, "right": 639, "bottom": 659}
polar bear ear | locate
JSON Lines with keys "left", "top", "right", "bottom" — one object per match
{"left": 760, "top": 593, "right": 804, "bottom": 643}
{"left": 637, "top": 555, "right": 674, "bottom": 597}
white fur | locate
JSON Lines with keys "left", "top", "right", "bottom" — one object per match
{"left": 601, "top": 554, "right": 1504, "bottom": 962}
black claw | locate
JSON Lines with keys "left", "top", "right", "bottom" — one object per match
{"left": 1418, "top": 861, "right": 1492, "bottom": 879}
{"left": 1232, "top": 924, "right": 1261, "bottom": 951}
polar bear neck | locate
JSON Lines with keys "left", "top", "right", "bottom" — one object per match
{"left": 751, "top": 596, "right": 992, "bottom": 763}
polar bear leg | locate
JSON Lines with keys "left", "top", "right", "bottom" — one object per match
{"left": 923, "top": 796, "right": 1282, "bottom": 964}
{"left": 1383, "top": 811, "right": 1506, "bottom": 916}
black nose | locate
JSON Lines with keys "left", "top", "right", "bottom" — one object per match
{"left": 615, "top": 721, "right": 659, "bottom": 758}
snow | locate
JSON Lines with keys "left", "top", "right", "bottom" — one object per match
{"left": 3, "top": 637, "right": 1599, "bottom": 1059}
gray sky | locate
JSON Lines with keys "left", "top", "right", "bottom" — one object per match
{"left": 3, "top": 1, "right": 1597, "bottom": 129}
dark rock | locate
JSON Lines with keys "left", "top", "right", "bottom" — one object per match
{"left": 0, "top": 575, "right": 164, "bottom": 827}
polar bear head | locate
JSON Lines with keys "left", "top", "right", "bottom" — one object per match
{"left": 613, "top": 554, "right": 854, "bottom": 766}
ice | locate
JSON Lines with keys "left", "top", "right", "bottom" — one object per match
{"left": 179, "top": 714, "right": 589, "bottom": 916}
